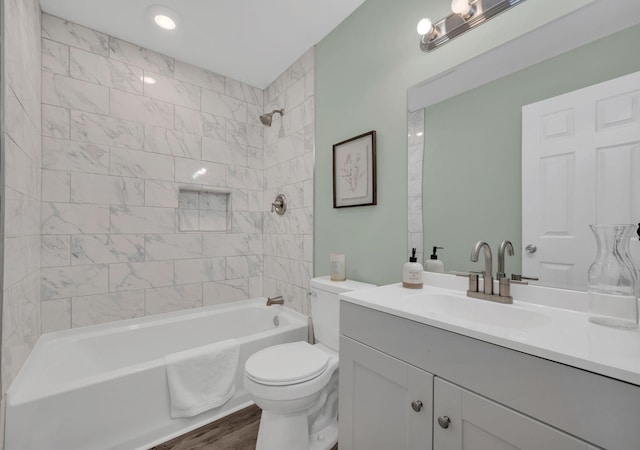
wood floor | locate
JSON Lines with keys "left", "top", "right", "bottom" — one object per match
{"left": 150, "top": 405, "right": 338, "bottom": 450}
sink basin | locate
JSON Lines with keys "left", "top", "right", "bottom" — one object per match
{"left": 411, "top": 292, "right": 549, "bottom": 329}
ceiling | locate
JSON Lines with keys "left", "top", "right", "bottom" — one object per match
{"left": 39, "top": 0, "right": 367, "bottom": 89}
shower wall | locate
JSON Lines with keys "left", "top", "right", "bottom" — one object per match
{"left": 2, "top": 0, "right": 42, "bottom": 397}
{"left": 0, "top": 7, "right": 314, "bottom": 445}
{"left": 262, "top": 49, "right": 315, "bottom": 314}
{"left": 40, "top": 14, "right": 267, "bottom": 331}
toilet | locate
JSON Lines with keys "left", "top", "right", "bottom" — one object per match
{"left": 244, "top": 276, "right": 375, "bottom": 450}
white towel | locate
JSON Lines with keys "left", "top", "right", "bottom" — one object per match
{"left": 164, "top": 339, "right": 240, "bottom": 419}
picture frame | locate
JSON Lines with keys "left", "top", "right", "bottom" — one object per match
{"left": 333, "top": 130, "right": 377, "bottom": 208}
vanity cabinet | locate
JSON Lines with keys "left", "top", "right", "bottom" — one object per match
{"left": 340, "top": 336, "right": 590, "bottom": 450}
{"left": 340, "top": 301, "right": 640, "bottom": 450}
{"left": 339, "top": 337, "right": 433, "bottom": 450}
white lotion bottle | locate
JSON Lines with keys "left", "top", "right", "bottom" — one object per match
{"left": 424, "top": 246, "right": 445, "bottom": 273}
{"left": 403, "top": 248, "right": 424, "bottom": 289}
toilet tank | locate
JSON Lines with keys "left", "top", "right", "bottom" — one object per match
{"left": 309, "top": 276, "right": 376, "bottom": 351}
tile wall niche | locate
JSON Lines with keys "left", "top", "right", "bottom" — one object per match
{"left": 262, "top": 49, "right": 315, "bottom": 315}
{"left": 2, "top": 0, "right": 43, "bottom": 404}
{"left": 39, "top": 13, "right": 315, "bottom": 331}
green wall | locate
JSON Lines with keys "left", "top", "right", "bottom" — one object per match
{"left": 315, "top": 0, "right": 595, "bottom": 285}
{"left": 423, "top": 24, "right": 640, "bottom": 275}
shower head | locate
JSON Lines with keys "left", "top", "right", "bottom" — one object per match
{"left": 259, "top": 108, "right": 284, "bottom": 127}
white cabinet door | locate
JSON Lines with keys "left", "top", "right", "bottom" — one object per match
{"left": 339, "top": 336, "right": 433, "bottom": 450}
{"left": 522, "top": 70, "right": 640, "bottom": 288}
{"left": 433, "top": 378, "right": 591, "bottom": 450}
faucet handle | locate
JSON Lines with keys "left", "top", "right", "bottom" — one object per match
{"left": 468, "top": 273, "right": 479, "bottom": 292}
{"left": 271, "top": 194, "right": 287, "bottom": 215}
{"left": 454, "top": 270, "right": 484, "bottom": 277}
{"left": 511, "top": 274, "right": 539, "bottom": 282}
{"left": 510, "top": 274, "right": 539, "bottom": 285}
{"left": 499, "top": 277, "right": 511, "bottom": 298}
{"left": 453, "top": 271, "right": 484, "bottom": 292}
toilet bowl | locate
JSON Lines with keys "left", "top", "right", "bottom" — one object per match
{"left": 244, "top": 277, "right": 375, "bottom": 450}
{"left": 244, "top": 342, "right": 339, "bottom": 450}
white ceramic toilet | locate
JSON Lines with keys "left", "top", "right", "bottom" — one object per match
{"left": 244, "top": 276, "right": 375, "bottom": 450}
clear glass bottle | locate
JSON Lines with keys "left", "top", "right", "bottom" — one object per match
{"left": 587, "top": 224, "right": 639, "bottom": 328}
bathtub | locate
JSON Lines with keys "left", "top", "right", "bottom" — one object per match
{"left": 5, "top": 298, "right": 308, "bottom": 450}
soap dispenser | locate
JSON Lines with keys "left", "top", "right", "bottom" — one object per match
{"left": 403, "top": 248, "right": 424, "bottom": 289}
{"left": 425, "top": 246, "right": 445, "bottom": 273}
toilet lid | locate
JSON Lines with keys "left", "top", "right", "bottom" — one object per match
{"left": 245, "top": 342, "right": 330, "bottom": 385}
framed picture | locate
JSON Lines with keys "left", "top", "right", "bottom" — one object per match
{"left": 333, "top": 130, "right": 377, "bottom": 208}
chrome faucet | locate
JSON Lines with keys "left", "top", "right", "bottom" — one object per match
{"left": 266, "top": 296, "right": 284, "bottom": 306}
{"left": 467, "top": 240, "right": 513, "bottom": 304}
{"left": 497, "top": 240, "right": 514, "bottom": 280}
{"left": 470, "top": 240, "right": 493, "bottom": 295}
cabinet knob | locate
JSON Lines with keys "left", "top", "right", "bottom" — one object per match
{"left": 410, "top": 400, "right": 423, "bottom": 412}
{"left": 525, "top": 244, "right": 537, "bottom": 254}
{"left": 437, "top": 416, "right": 451, "bottom": 429}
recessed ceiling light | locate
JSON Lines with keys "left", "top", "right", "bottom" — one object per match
{"left": 154, "top": 14, "right": 176, "bottom": 30}
{"left": 148, "top": 5, "right": 179, "bottom": 31}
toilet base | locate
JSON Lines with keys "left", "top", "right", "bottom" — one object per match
{"left": 255, "top": 410, "right": 309, "bottom": 450}
{"left": 310, "top": 418, "right": 338, "bottom": 450}
{"left": 255, "top": 411, "right": 337, "bottom": 450}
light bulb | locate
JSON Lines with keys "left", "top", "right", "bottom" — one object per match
{"left": 451, "top": 0, "right": 472, "bottom": 16}
{"left": 416, "top": 18, "right": 433, "bottom": 36}
{"left": 154, "top": 14, "right": 176, "bottom": 30}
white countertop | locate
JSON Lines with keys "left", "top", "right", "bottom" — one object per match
{"left": 340, "top": 274, "right": 640, "bottom": 386}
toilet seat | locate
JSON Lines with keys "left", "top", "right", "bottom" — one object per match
{"left": 245, "top": 342, "right": 330, "bottom": 386}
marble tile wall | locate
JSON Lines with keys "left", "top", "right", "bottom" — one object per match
{"left": 262, "top": 48, "right": 315, "bottom": 315}
{"left": 408, "top": 109, "right": 424, "bottom": 265}
{"left": 2, "top": 0, "right": 43, "bottom": 401}
{"left": 40, "top": 13, "right": 268, "bottom": 331}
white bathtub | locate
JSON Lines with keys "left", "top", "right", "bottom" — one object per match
{"left": 5, "top": 298, "right": 308, "bottom": 450}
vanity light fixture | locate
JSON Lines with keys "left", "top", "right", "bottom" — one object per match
{"left": 417, "top": 0, "right": 527, "bottom": 52}
{"left": 148, "top": 5, "right": 179, "bottom": 31}
{"left": 416, "top": 18, "right": 437, "bottom": 41}
{"left": 451, "top": 0, "right": 474, "bottom": 18}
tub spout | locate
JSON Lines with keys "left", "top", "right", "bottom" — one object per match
{"left": 266, "top": 296, "right": 284, "bottom": 306}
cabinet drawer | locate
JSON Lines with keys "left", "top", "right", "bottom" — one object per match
{"left": 341, "top": 301, "right": 640, "bottom": 450}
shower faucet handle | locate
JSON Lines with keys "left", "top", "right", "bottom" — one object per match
{"left": 271, "top": 194, "right": 287, "bottom": 215}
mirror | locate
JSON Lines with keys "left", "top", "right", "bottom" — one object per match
{"left": 408, "top": 2, "right": 640, "bottom": 290}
